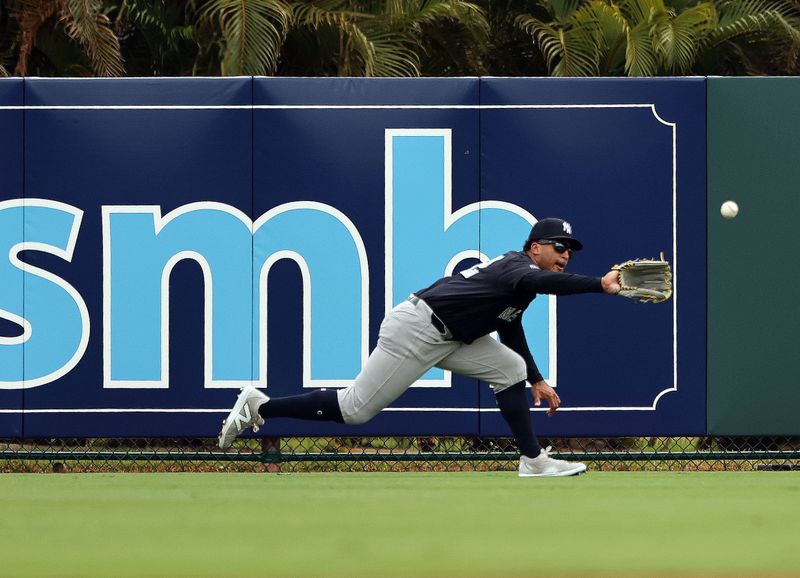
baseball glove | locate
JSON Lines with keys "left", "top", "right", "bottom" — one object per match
{"left": 612, "top": 254, "right": 673, "bottom": 303}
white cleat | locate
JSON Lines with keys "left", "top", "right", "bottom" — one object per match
{"left": 218, "top": 386, "right": 269, "bottom": 449}
{"left": 518, "top": 446, "right": 587, "bottom": 477}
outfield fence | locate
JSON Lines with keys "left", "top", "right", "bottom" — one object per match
{"left": 2, "top": 436, "right": 799, "bottom": 473}
{"left": 3, "top": 77, "right": 800, "bottom": 476}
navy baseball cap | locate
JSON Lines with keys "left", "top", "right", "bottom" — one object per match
{"left": 527, "top": 218, "right": 584, "bottom": 251}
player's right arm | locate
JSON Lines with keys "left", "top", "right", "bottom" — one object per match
{"left": 517, "top": 269, "right": 604, "bottom": 296}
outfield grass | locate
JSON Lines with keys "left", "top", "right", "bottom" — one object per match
{"left": 1, "top": 471, "right": 799, "bottom": 577}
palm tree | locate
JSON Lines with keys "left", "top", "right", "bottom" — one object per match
{"left": 197, "top": 0, "right": 291, "bottom": 75}
{"left": 111, "top": 0, "right": 198, "bottom": 76}
{"left": 471, "top": 0, "right": 549, "bottom": 76}
{"left": 416, "top": 0, "right": 499, "bottom": 75}
{"left": 4, "top": 0, "right": 797, "bottom": 77}
{"left": 517, "top": 0, "right": 800, "bottom": 76}
{"left": 517, "top": 0, "right": 717, "bottom": 76}
{"left": 694, "top": 0, "right": 800, "bottom": 74}
{"left": 199, "top": 0, "right": 489, "bottom": 77}
{"left": 11, "top": 0, "right": 124, "bottom": 76}
{"left": 289, "top": 0, "right": 424, "bottom": 76}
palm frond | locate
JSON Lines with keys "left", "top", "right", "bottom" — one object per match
{"left": 118, "top": 0, "right": 197, "bottom": 47}
{"left": 698, "top": 0, "right": 800, "bottom": 74}
{"left": 200, "top": 0, "right": 291, "bottom": 75}
{"left": 590, "top": 1, "right": 629, "bottom": 73}
{"left": 292, "top": 1, "right": 356, "bottom": 30}
{"left": 416, "top": 1, "right": 490, "bottom": 43}
{"left": 517, "top": 16, "right": 564, "bottom": 70}
{"left": 292, "top": 0, "right": 485, "bottom": 77}
{"left": 549, "top": 0, "right": 587, "bottom": 21}
{"left": 517, "top": 11, "right": 600, "bottom": 76}
{"left": 619, "top": 0, "right": 666, "bottom": 28}
{"left": 701, "top": 0, "right": 800, "bottom": 55}
{"left": 63, "top": 0, "right": 124, "bottom": 76}
{"left": 653, "top": 3, "right": 716, "bottom": 72}
{"left": 369, "top": 32, "right": 420, "bottom": 76}
{"left": 12, "top": 0, "right": 60, "bottom": 75}
{"left": 342, "top": 20, "right": 378, "bottom": 75}
{"left": 717, "top": 0, "right": 776, "bottom": 26}
{"left": 292, "top": 2, "right": 378, "bottom": 75}
{"left": 625, "top": 19, "right": 658, "bottom": 75}
{"left": 118, "top": 0, "right": 168, "bottom": 36}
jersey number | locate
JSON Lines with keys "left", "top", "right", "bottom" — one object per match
{"left": 459, "top": 255, "right": 505, "bottom": 279}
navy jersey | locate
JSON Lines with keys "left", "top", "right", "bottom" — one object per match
{"left": 415, "top": 251, "right": 603, "bottom": 383}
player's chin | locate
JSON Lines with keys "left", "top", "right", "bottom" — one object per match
{"left": 553, "top": 263, "right": 566, "bottom": 272}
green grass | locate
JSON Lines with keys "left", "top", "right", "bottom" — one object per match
{"left": 1, "top": 472, "right": 799, "bottom": 577}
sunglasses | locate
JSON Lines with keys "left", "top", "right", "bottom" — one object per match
{"left": 537, "top": 240, "right": 574, "bottom": 257}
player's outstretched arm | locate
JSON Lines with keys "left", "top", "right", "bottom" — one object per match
{"left": 601, "top": 270, "right": 621, "bottom": 295}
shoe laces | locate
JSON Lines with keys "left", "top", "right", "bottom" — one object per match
{"left": 539, "top": 446, "right": 569, "bottom": 464}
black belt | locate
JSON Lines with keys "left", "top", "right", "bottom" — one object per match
{"left": 407, "top": 295, "right": 451, "bottom": 337}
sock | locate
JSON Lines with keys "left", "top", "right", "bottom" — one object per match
{"left": 495, "top": 381, "right": 542, "bottom": 458}
{"left": 259, "top": 389, "right": 344, "bottom": 423}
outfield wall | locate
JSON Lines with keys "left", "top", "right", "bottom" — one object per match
{"left": 0, "top": 76, "right": 787, "bottom": 438}
{"left": 707, "top": 77, "right": 800, "bottom": 436}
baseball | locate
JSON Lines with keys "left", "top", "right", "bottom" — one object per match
{"left": 720, "top": 200, "right": 739, "bottom": 219}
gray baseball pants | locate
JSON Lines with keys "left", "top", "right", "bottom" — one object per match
{"left": 337, "top": 297, "right": 528, "bottom": 425}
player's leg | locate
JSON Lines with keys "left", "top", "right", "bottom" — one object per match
{"left": 261, "top": 389, "right": 343, "bottom": 422}
{"left": 218, "top": 386, "right": 343, "bottom": 449}
{"left": 438, "top": 341, "right": 586, "bottom": 476}
{"left": 436, "top": 339, "right": 542, "bottom": 457}
{"left": 219, "top": 299, "right": 457, "bottom": 447}
{"left": 337, "top": 299, "right": 460, "bottom": 424}
{"left": 258, "top": 299, "right": 455, "bottom": 425}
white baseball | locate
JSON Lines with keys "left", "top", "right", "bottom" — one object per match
{"left": 720, "top": 200, "right": 739, "bottom": 219}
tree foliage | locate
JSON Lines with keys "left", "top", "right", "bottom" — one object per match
{"left": 8, "top": 0, "right": 123, "bottom": 76}
{"left": 516, "top": 0, "right": 800, "bottom": 75}
{"left": 281, "top": 0, "right": 489, "bottom": 77}
{"left": 0, "top": 0, "right": 798, "bottom": 77}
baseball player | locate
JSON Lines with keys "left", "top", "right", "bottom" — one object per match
{"left": 219, "top": 218, "right": 622, "bottom": 477}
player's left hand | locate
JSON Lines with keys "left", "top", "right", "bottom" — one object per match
{"left": 531, "top": 380, "right": 560, "bottom": 416}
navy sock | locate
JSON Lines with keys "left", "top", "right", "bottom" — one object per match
{"left": 495, "top": 381, "right": 542, "bottom": 458}
{"left": 259, "top": 389, "right": 344, "bottom": 423}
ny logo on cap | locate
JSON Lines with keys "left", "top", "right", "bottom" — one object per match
{"left": 563, "top": 221, "right": 572, "bottom": 235}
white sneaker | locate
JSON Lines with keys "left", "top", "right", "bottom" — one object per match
{"left": 518, "top": 446, "right": 587, "bottom": 477}
{"left": 218, "top": 386, "right": 269, "bottom": 449}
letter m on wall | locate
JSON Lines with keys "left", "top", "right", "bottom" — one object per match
{"left": 103, "top": 202, "right": 368, "bottom": 389}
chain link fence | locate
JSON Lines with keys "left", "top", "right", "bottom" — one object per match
{"left": 2, "top": 436, "right": 799, "bottom": 473}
